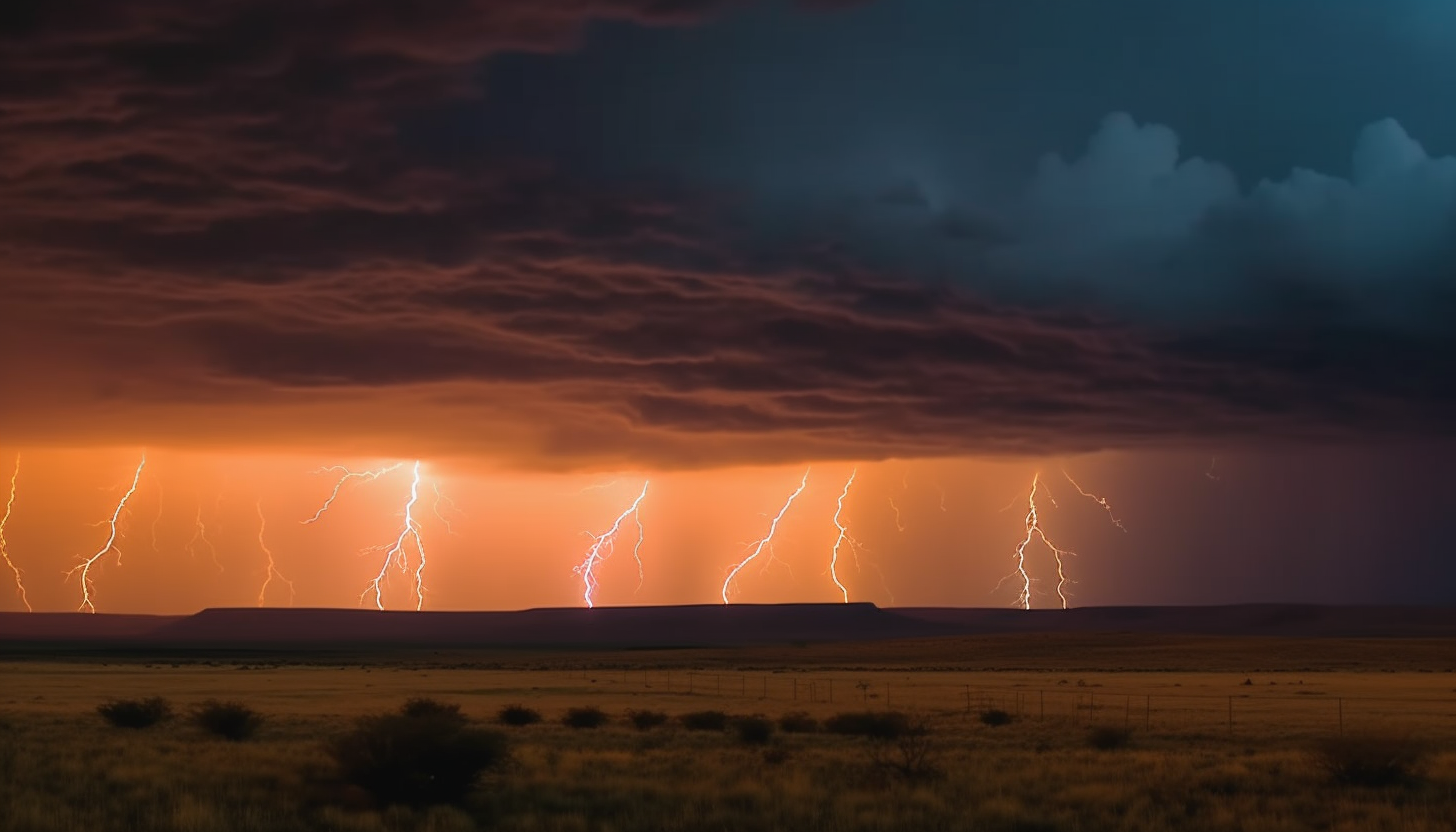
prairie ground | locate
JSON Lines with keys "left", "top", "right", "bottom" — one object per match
{"left": 2, "top": 634, "right": 1454, "bottom": 831}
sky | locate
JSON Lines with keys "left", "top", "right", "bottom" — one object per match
{"left": 1, "top": 0, "right": 1455, "bottom": 612}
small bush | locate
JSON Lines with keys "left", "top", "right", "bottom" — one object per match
{"left": 562, "top": 706, "right": 609, "bottom": 729}
{"left": 400, "top": 698, "right": 466, "bottom": 725}
{"left": 867, "top": 719, "right": 943, "bottom": 782}
{"left": 194, "top": 700, "right": 263, "bottom": 741}
{"left": 1087, "top": 725, "right": 1133, "bottom": 750}
{"left": 778, "top": 711, "right": 819, "bottom": 733}
{"left": 980, "top": 708, "right": 1013, "bottom": 727}
{"left": 497, "top": 704, "right": 542, "bottom": 727}
{"left": 627, "top": 709, "right": 668, "bottom": 731}
{"left": 97, "top": 697, "right": 172, "bottom": 729}
{"left": 762, "top": 746, "right": 791, "bottom": 765}
{"left": 331, "top": 710, "right": 508, "bottom": 807}
{"left": 1314, "top": 734, "right": 1428, "bottom": 787}
{"left": 679, "top": 710, "right": 730, "bottom": 732}
{"left": 732, "top": 715, "right": 774, "bottom": 745}
{"left": 825, "top": 710, "right": 911, "bottom": 740}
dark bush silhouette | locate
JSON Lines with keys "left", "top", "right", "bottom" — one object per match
{"left": 194, "top": 700, "right": 263, "bottom": 741}
{"left": 866, "top": 719, "right": 943, "bottom": 782}
{"left": 732, "top": 716, "right": 774, "bottom": 745}
{"left": 825, "top": 710, "right": 911, "bottom": 740}
{"left": 762, "top": 746, "right": 791, "bottom": 765}
{"left": 497, "top": 704, "right": 542, "bottom": 727}
{"left": 1313, "top": 734, "right": 1428, "bottom": 787}
{"left": 97, "top": 697, "right": 172, "bottom": 729}
{"left": 562, "top": 706, "right": 609, "bottom": 729}
{"left": 331, "top": 708, "right": 508, "bottom": 807}
{"left": 1087, "top": 725, "right": 1133, "bottom": 750}
{"left": 627, "top": 709, "right": 669, "bottom": 731}
{"left": 400, "top": 698, "right": 466, "bottom": 725}
{"left": 679, "top": 710, "right": 730, "bottom": 732}
{"left": 778, "top": 712, "right": 819, "bottom": 733}
{"left": 979, "top": 708, "right": 1013, "bottom": 727}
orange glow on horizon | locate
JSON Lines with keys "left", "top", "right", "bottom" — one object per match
{"left": 0, "top": 445, "right": 1139, "bottom": 614}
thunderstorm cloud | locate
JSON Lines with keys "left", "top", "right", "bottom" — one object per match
{"left": 1, "top": 0, "right": 1454, "bottom": 468}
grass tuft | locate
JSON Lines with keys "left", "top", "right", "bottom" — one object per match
{"left": 497, "top": 704, "right": 542, "bottom": 727}
{"left": 731, "top": 715, "right": 774, "bottom": 745}
{"left": 627, "top": 709, "right": 669, "bottom": 731}
{"left": 1313, "top": 734, "right": 1428, "bottom": 787}
{"left": 1087, "top": 725, "right": 1133, "bottom": 750}
{"left": 561, "top": 706, "right": 609, "bottom": 729}
{"left": 679, "top": 710, "right": 730, "bottom": 732}
{"left": 980, "top": 708, "right": 1014, "bottom": 727}
{"left": 778, "top": 711, "right": 819, "bottom": 733}
{"left": 825, "top": 710, "right": 911, "bottom": 739}
{"left": 331, "top": 707, "right": 508, "bottom": 807}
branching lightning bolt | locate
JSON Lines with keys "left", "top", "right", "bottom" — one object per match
{"left": 1062, "top": 470, "right": 1126, "bottom": 532}
{"left": 255, "top": 501, "right": 293, "bottom": 607}
{"left": 828, "top": 469, "right": 862, "bottom": 603}
{"left": 431, "top": 482, "right": 460, "bottom": 535}
{"left": 1004, "top": 472, "right": 1076, "bottom": 610}
{"left": 302, "top": 463, "right": 403, "bottom": 524}
{"left": 722, "top": 469, "right": 810, "bottom": 604}
{"left": 573, "top": 481, "right": 649, "bottom": 608}
{"left": 0, "top": 455, "right": 30, "bottom": 612}
{"left": 360, "top": 460, "right": 428, "bottom": 611}
{"left": 187, "top": 498, "right": 223, "bottom": 572}
{"left": 66, "top": 455, "right": 145, "bottom": 613}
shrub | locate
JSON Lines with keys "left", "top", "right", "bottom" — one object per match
{"left": 1313, "top": 734, "right": 1428, "bottom": 787}
{"left": 679, "top": 710, "right": 730, "bottom": 732}
{"left": 562, "top": 706, "right": 609, "bottom": 729}
{"left": 762, "top": 746, "right": 791, "bottom": 766}
{"left": 778, "top": 711, "right": 819, "bottom": 733}
{"left": 825, "top": 710, "right": 911, "bottom": 740}
{"left": 497, "top": 704, "right": 542, "bottom": 727}
{"left": 97, "top": 697, "right": 172, "bottom": 729}
{"left": 627, "top": 709, "right": 669, "bottom": 731}
{"left": 400, "top": 698, "right": 466, "bottom": 725}
{"left": 980, "top": 708, "right": 1013, "bottom": 727}
{"left": 194, "top": 700, "right": 263, "bottom": 741}
{"left": 732, "top": 715, "right": 774, "bottom": 745}
{"left": 867, "top": 719, "right": 943, "bottom": 782}
{"left": 1087, "top": 725, "right": 1133, "bottom": 750}
{"left": 331, "top": 709, "right": 508, "bottom": 807}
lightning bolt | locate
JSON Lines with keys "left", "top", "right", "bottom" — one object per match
{"left": 66, "top": 455, "right": 145, "bottom": 613}
{"left": 255, "top": 501, "right": 293, "bottom": 607}
{"left": 828, "top": 469, "right": 861, "bottom": 603}
{"left": 1206, "top": 456, "right": 1221, "bottom": 482}
{"left": 1062, "top": 470, "right": 1126, "bottom": 532}
{"left": 302, "top": 463, "right": 403, "bottom": 524}
{"left": 1004, "top": 472, "right": 1077, "bottom": 610}
{"left": 887, "top": 496, "right": 906, "bottom": 532}
{"left": 938, "top": 485, "right": 947, "bottom": 512}
{"left": 721, "top": 468, "right": 810, "bottom": 604}
{"left": 360, "top": 460, "right": 428, "bottom": 611}
{"left": 573, "top": 481, "right": 649, "bottom": 608}
{"left": 0, "top": 455, "right": 31, "bottom": 612}
{"left": 431, "top": 482, "right": 460, "bottom": 535}
{"left": 187, "top": 498, "right": 223, "bottom": 572}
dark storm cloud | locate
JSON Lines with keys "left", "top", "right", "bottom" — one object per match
{"left": 2, "top": 0, "right": 1455, "bottom": 468}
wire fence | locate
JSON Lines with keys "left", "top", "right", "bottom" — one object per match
{"left": 566, "top": 668, "right": 1456, "bottom": 740}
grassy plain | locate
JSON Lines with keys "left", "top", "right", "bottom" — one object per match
{"left": 2, "top": 634, "right": 1455, "bottom": 831}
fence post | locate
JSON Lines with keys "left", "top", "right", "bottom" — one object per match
{"left": 1337, "top": 698, "right": 1343, "bottom": 736}
{"left": 793, "top": 678, "right": 798, "bottom": 701}
{"left": 763, "top": 677, "right": 768, "bottom": 699}
{"left": 886, "top": 682, "right": 891, "bottom": 709}
{"left": 828, "top": 680, "right": 833, "bottom": 703}
{"left": 1228, "top": 696, "right": 1234, "bottom": 736}
{"left": 1040, "top": 690, "right": 1045, "bottom": 720}
{"left": 965, "top": 685, "right": 972, "bottom": 716}
{"left": 810, "top": 681, "right": 816, "bottom": 703}
{"left": 1145, "top": 695, "right": 1151, "bottom": 730}
{"left": 688, "top": 672, "right": 693, "bottom": 694}
{"left": 716, "top": 675, "right": 721, "bottom": 696}
{"left": 740, "top": 676, "right": 745, "bottom": 697}
{"left": 1124, "top": 695, "right": 1130, "bottom": 730}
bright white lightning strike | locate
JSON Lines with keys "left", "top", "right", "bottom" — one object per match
{"left": 573, "top": 481, "right": 649, "bottom": 608}
{"left": 0, "top": 455, "right": 30, "bottom": 612}
{"left": 1005, "top": 472, "right": 1077, "bottom": 610}
{"left": 722, "top": 469, "right": 810, "bottom": 604}
{"left": 302, "top": 463, "right": 403, "bottom": 524}
{"left": 67, "top": 455, "right": 146, "bottom": 613}
{"left": 1062, "top": 470, "right": 1126, "bottom": 532}
{"left": 360, "top": 460, "right": 428, "bottom": 611}
{"left": 255, "top": 501, "right": 293, "bottom": 607}
{"left": 828, "top": 469, "right": 861, "bottom": 604}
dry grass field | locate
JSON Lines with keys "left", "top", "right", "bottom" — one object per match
{"left": 2, "top": 634, "right": 1455, "bottom": 831}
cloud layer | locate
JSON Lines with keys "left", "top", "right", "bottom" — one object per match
{"left": 2, "top": 1, "right": 1454, "bottom": 468}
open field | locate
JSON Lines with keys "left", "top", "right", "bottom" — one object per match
{"left": 3, "top": 634, "right": 1456, "bottom": 831}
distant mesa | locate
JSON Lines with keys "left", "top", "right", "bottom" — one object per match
{"left": 2, "top": 603, "right": 1455, "bottom": 649}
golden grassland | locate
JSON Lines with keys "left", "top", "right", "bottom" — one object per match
{"left": 2, "top": 634, "right": 1455, "bottom": 832}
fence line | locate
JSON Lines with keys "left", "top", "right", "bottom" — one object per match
{"left": 563, "top": 668, "right": 1456, "bottom": 738}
